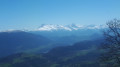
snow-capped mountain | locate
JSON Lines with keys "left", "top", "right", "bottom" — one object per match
{"left": 0, "top": 24, "right": 106, "bottom": 32}
{"left": 37, "top": 24, "right": 106, "bottom": 31}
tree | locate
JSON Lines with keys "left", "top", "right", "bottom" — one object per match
{"left": 100, "top": 19, "right": 120, "bottom": 67}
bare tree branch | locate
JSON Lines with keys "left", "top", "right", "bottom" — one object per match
{"left": 100, "top": 19, "right": 120, "bottom": 66}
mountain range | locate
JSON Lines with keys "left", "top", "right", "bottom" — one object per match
{"left": 0, "top": 25, "right": 106, "bottom": 67}
{"left": 36, "top": 24, "right": 106, "bottom": 31}
{"left": 30, "top": 24, "right": 104, "bottom": 45}
{"left": 0, "top": 24, "right": 106, "bottom": 32}
{"left": 0, "top": 24, "right": 104, "bottom": 57}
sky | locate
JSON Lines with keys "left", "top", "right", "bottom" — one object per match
{"left": 0, "top": 0, "right": 120, "bottom": 30}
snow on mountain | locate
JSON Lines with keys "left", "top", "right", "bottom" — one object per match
{"left": 0, "top": 29, "right": 28, "bottom": 33}
{"left": 37, "top": 24, "right": 106, "bottom": 31}
{"left": 0, "top": 24, "right": 106, "bottom": 32}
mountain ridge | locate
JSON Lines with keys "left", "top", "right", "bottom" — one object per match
{"left": 0, "top": 24, "right": 106, "bottom": 32}
{"left": 36, "top": 24, "right": 106, "bottom": 31}
{"left": 0, "top": 31, "right": 51, "bottom": 57}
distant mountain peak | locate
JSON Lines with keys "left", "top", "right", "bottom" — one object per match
{"left": 36, "top": 24, "right": 106, "bottom": 31}
{"left": 0, "top": 24, "right": 106, "bottom": 32}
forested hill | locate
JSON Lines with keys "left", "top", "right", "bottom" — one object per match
{"left": 0, "top": 39, "right": 103, "bottom": 67}
{"left": 0, "top": 31, "right": 51, "bottom": 57}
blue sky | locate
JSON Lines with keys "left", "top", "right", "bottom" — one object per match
{"left": 0, "top": 0, "right": 120, "bottom": 30}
